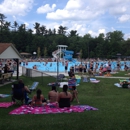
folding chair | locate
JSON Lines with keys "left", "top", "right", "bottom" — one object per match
{"left": 29, "top": 82, "right": 39, "bottom": 91}
{"left": 12, "top": 84, "right": 29, "bottom": 105}
{"left": 11, "top": 84, "right": 24, "bottom": 105}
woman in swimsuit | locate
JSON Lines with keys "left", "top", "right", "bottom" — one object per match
{"left": 31, "top": 89, "right": 46, "bottom": 106}
{"left": 58, "top": 85, "right": 72, "bottom": 108}
{"left": 48, "top": 86, "right": 59, "bottom": 103}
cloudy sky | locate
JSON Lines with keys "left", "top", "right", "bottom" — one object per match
{"left": 0, "top": 0, "right": 130, "bottom": 39}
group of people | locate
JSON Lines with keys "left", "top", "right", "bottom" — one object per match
{"left": 12, "top": 78, "right": 79, "bottom": 108}
{"left": 0, "top": 59, "right": 17, "bottom": 74}
{"left": 31, "top": 82, "right": 79, "bottom": 108}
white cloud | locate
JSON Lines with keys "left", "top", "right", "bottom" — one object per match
{"left": 46, "top": 0, "right": 103, "bottom": 20}
{"left": 124, "top": 33, "right": 130, "bottom": 40}
{"left": 98, "top": 29, "right": 106, "bottom": 34}
{"left": 37, "top": 4, "right": 56, "bottom": 14}
{"left": 24, "top": 22, "right": 29, "bottom": 28}
{"left": 65, "top": 0, "right": 82, "bottom": 10}
{"left": 118, "top": 14, "right": 130, "bottom": 22}
{"left": 1, "top": 0, "right": 130, "bottom": 38}
{"left": 109, "top": 6, "right": 127, "bottom": 15}
{"left": 0, "top": 0, "right": 34, "bottom": 16}
{"left": 46, "top": 0, "right": 130, "bottom": 23}
{"left": 88, "top": 29, "right": 106, "bottom": 38}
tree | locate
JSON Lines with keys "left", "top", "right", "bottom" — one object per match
{"left": 58, "top": 25, "right": 67, "bottom": 35}
{"left": 68, "top": 30, "right": 78, "bottom": 37}
{"left": 3, "top": 21, "right": 11, "bottom": 30}
{"left": 0, "top": 13, "right": 7, "bottom": 32}
{"left": 43, "top": 47, "right": 47, "bottom": 57}
{"left": 12, "top": 21, "right": 19, "bottom": 32}
{"left": 39, "top": 25, "right": 46, "bottom": 35}
{"left": 105, "top": 31, "right": 124, "bottom": 57}
{"left": 37, "top": 47, "right": 41, "bottom": 57}
{"left": 33, "top": 22, "right": 40, "bottom": 35}
{"left": 52, "top": 28, "right": 56, "bottom": 35}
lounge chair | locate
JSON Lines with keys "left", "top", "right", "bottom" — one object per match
{"left": 29, "top": 82, "right": 39, "bottom": 91}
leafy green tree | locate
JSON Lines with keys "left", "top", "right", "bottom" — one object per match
{"left": 39, "top": 25, "right": 46, "bottom": 35}
{"left": 58, "top": 25, "right": 67, "bottom": 35}
{"left": 37, "top": 47, "right": 41, "bottom": 57}
{"left": 0, "top": 13, "right": 6, "bottom": 32}
{"left": 12, "top": 21, "right": 19, "bottom": 32}
{"left": 34, "top": 22, "right": 40, "bottom": 35}
{"left": 43, "top": 47, "right": 47, "bottom": 58}
{"left": 68, "top": 30, "right": 78, "bottom": 37}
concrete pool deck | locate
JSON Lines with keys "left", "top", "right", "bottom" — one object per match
{"left": 13, "top": 66, "right": 128, "bottom": 79}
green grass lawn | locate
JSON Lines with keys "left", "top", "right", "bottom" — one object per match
{"left": 0, "top": 71, "right": 130, "bottom": 130}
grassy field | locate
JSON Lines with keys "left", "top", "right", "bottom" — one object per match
{"left": 0, "top": 71, "right": 130, "bottom": 130}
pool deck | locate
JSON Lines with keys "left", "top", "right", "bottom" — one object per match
{"left": 13, "top": 66, "right": 128, "bottom": 79}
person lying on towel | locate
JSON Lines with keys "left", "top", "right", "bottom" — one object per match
{"left": 120, "top": 81, "right": 130, "bottom": 88}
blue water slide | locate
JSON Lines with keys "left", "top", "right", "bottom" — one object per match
{"left": 63, "top": 55, "right": 73, "bottom": 60}
{"left": 62, "top": 50, "right": 74, "bottom": 55}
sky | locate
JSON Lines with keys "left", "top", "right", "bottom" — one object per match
{"left": 0, "top": 0, "right": 130, "bottom": 39}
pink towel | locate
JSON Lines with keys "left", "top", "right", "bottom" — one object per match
{"left": 0, "top": 102, "right": 14, "bottom": 108}
{"left": 9, "top": 104, "right": 98, "bottom": 115}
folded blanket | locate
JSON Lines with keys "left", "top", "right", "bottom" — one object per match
{"left": 9, "top": 104, "right": 98, "bottom": 115}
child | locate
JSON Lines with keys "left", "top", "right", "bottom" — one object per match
{"left": 71, "top": 86, "right": 79, "bottom": 104}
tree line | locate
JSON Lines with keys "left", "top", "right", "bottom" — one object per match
{"left": 0, "top": 13, "right": 130, "bottom": 59}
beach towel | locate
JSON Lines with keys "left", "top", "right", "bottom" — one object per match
{"left": 59, "top": 82, "right": 68, "bottom": 88}
{"left": 48, "top": 82, "right": 60, "bottom": 87}
{"left": 0, "top": 102, "right": 14, "bottom": 108}
{"left": 90, "top": 80, "right": 100, "bottom": 83}
{"left": 9, "top": 104, "right": 98, "bottom": 115}
{"left": 114, "top": 83, "right": 122, "bottom": 87}
{"left": 0, "top": 94, "right": 10, "bottom": 98}
{"left": 90, "top": 78, "right": 100, "bottom": 83}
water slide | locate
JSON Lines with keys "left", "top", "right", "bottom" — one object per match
{"left": 52, "top": 50, "right": 61, "bottom": 59}
{"left": 62, "top": 50, "right": 76, "bottom": 62}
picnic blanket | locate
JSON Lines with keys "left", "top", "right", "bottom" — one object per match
{"left": 0, "top": 102, "right": 14, "bottom": 108}
{"left": 9, "top": 104, "right": 98, "bottom": 115}
{"left": 0, "top": 94, "right": 10, "bottom": 98}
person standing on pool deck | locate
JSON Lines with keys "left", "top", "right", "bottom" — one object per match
{"left": 65, "top": 61, "right": 68, "bottom": 72}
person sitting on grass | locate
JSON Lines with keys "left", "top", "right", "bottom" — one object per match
{"left": 12, "top": 79, "right": 31, "bottom": 104}
{"left": 48, "top": 86, "right": 59, "bottom": 103}
{"left": 58, "top": 85, "right": 72, "bottom": 108}
{"left": 71, "top": 86, "right": 79, "bottom": 104}
{"left": 31, "top": 89, "right": 47, "bottom": 106}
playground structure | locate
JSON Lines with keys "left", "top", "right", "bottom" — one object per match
{"left": 52, "top": 45, "right": 75, "bottom": 62}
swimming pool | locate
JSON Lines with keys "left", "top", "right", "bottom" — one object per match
{"left": 21, "top": 61, "right": 130, "bottom": 72}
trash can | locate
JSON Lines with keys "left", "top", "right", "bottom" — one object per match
{"left": 26, "top": 68, "right": 31, "bottom": 77}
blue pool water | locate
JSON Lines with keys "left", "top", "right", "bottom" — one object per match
{"left": 21, "top": 61, "right": 130, "bottom": 72}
